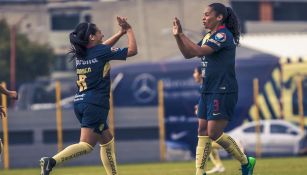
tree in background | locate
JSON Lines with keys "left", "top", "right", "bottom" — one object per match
{"left": 0, "top": 19, "right": 56, "bottom": 87}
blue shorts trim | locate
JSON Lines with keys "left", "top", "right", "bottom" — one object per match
{"left": 74, "top": 103, "right": 109, "bottom": 134}
{"left": 197, "top": 93, "right": 238, "bottom": 121}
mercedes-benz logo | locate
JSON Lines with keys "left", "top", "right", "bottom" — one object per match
{"left": 131, "top": 73, "right": 157, "bottom": 103}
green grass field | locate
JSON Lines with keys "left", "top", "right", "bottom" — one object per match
{"left": 1, "top": 157, "right": 307, "bottom": 175}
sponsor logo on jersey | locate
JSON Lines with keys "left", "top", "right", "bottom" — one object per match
{"left": 74, "top": 94, "right": 85, "bottom": 102}
{"left": 76, "top": 58, "right": 98, "bottom": 66}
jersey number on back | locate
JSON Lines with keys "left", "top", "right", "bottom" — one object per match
{"left": 77, "top": 74, "right": 87, "bottom": 92}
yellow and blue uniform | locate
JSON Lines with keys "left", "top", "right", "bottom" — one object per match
{"left": 74, "top": 44, "right": 128, "bottom": 134}
{"left": 197, "top": 26, "right": 238, "bottom": 121}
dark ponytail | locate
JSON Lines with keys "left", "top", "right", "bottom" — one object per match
{"left": 68, "top": 22, "right": 97, "bottom": 60}
{"left": 225, "top": 7, "right": 240, "bottom": 45}
{"left": 209, "top": 3, "right": 241, "bottom": 45}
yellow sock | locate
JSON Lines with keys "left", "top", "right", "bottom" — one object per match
{"left": 100, "top": 138, "right": 118, "bottom": 175}
{"left": 196, "top": 136, "right": 212, "bottom": 175}
{"left": 52, "top": 142, "right": 93, "bottom": 165}
{"left": 209, "top": 148, "right": 223, "bottom": 167}
{"left": 215, "top": 133, "right": 248, "bottom": 165}
{"left": 212, "top": 141, "right": 221, "bottom": 149}
{"left": 210, "top": 142, "right": 223, "bottom": 167}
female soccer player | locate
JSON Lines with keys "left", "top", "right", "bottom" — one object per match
{"left": 40, "top": 16, "right": 137, "bottom": 175}
{"left": 173, "top": 3, "right": 255, "bottom": 175}
{"left": 193, "top": 67, "right": 225, "bottom": 174}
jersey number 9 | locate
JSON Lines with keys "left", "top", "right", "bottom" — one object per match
{"left": 77, "top": 74, "right": 87, "bottom": 92}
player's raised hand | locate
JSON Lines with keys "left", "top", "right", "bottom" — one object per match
{"left": 117, "top": 16, "right": 131, "bottom": 34}
{"left": 173, "top": 17, "right": 183, "bottom": 36}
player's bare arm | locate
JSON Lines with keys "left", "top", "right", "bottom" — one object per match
{"left": 124, "top": 18, "right": 137, "bottom": 57}
{"left": 173, "top": 17, "right": 193, "bottom": 58}
{"left": 102, "top": 16, "right": 129, "bottom": 46}
{"left": 173, "top": 17, "right": 214, "bottom": 58}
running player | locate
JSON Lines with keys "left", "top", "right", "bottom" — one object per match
{"left": 40, "top": 16, "right": 137, "bottom": 175}
{"left": 173, "top": 3, "right": 255, "bottom": 175}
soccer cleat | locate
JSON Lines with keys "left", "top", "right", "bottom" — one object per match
{"left": 206, "top": 165, "right": 225, "bottom": 174}
{"left": 241, "top": 156, "right": 256, "bottom": 175}
{"left": 40, "top": 157, "right": 56, "bottom": 175}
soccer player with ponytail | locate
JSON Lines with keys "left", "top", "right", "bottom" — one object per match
{"left": 173, "top": 3, "right": 256, "bottom": 175}
{"left": 40, "top": 16, "right": 137, "bottom": 175}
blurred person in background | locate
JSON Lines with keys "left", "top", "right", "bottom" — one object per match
{"left": 173, "top": 2, "right": 255, "bottom": 175}
{"left": 193, "top": 67, "right": 225, "bottom": 174}
{"left": 40, "top": 16, "right": 137, "bottom": 175}
{"left": 0, "top": 84, "right": 18, "bottom": 157}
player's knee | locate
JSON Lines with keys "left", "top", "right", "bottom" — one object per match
{"left": 98, "top": 129, "right": 113, "bottom": 145}
{"left": 79, "top": 142, "right": 94, "bottom": 153}
{"left": 208, "top": 130, "right": 222, "bottom": 141}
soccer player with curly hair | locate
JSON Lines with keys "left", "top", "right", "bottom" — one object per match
{"left": 173, "top": 3, "right": 256, "bottom": 175}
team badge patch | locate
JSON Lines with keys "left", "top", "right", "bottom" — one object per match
{"left": 214, "top": 32, "right": 226, "bottom": 42}
{"left": 111, "top": 47, "right": 119, "bottom": 52}
{"left": 208, "top": 38, "right": 221, "bottom": 47}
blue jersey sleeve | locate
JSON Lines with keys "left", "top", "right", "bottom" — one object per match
{"left": 103, "top": 45, "right": 128, "bottom": 60}
{"left": 205, "top": 32, "right": 228, "bottom": 52}
{"left": 89, "top": 44, "right": 128, "bottom": 61}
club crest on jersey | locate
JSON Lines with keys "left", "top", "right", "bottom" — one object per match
{"left": 111, "top": 47, "right": 119, "bottom": 52}
{"left": 214, "top": 32, "right": 226, "bottom": 42}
